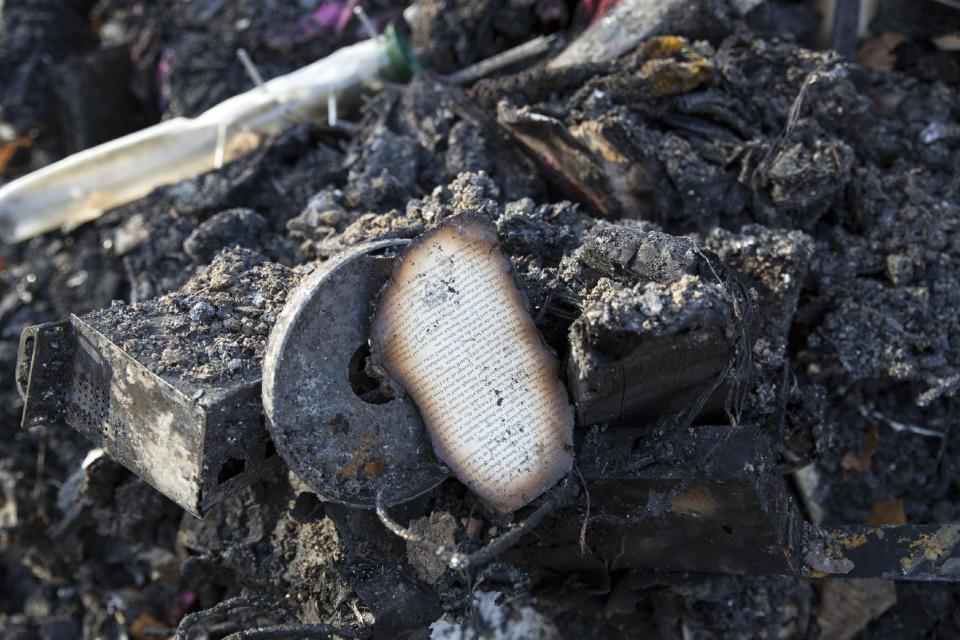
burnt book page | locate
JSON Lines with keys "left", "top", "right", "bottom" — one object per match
{"left": 371, "top": 213, "right": 574, "bottom": 513}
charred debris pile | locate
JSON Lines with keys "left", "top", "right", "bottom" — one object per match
{"left": 2, "top": 0, "right": 960, "bottom": 638}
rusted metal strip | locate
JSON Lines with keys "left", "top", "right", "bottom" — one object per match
{"left": 811, "top": 524, "right": 960, "bottom": 581}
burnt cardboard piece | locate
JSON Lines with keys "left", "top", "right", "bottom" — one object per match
{"left": 371, "top": 213, "right": 574, "bottom": 513}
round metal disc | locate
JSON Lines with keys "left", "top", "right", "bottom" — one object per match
{"left": 263, "top": 239, "right": 449, "bottom": 507}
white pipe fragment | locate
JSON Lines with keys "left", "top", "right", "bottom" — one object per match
{"left": 0, "top": 37, "right": 398, "bottom": 243}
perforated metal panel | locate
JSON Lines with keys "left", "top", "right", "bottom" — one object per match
{"left": 66, "top": 339, "right": 108, "bottom": 436}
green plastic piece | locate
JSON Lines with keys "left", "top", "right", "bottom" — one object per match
{"left": 382, "top": 24, "right": 420, "bottom": 83}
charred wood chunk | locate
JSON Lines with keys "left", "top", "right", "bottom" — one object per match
{"left": 549, "top": 0, "right": 735, "bottom": 68}
{"left": 505, "top": 424, "right": 803, "bottom": 577}
{"left": 569, "top": 225, "right": 738, "bottom": 426}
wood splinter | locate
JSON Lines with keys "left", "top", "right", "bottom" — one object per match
{"left": 371, "top": 213, "right": 574, "bottom": 513}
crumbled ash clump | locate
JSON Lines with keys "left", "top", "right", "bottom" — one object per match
{"left": 706, "top": 225, "right": 814, "bottom": 368}
{"left": 577, "top": 274, "right": 733, "bottom": 344}
{"left": 307, "top": 171, "right": 519, "bottom": 258}
{"left": 344, "top": 80, "right": 544, "bottom": 209}
{"left": 178, "top": 478, "right": 351, "bottom": 615}
{"left": 84, "top": 247, "right": 301, "bottom": 386}
{"left": 497, "top": 201, "right": 592, "bottom": 322}
{"left": 304, "top": 171, "right": 594, "bottom": 346}
{"left": 566, "top": 217, "right": 736, "bottom": 346}
{"left": 496, "top": 197, "right": 591, "bottom": 266}
{"left": 576, "top": 220, "right": 698, "bottom": 284}
{"left": 805, "top": 165, "right": 960, "bottom": 392}
{"left": 290, "top": 168, "right": 508, "bottom": 259}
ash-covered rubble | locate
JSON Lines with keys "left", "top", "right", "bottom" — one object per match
{"left": 85, "top": 248, "right": 300, "bottom": 386}
{"left": 568, "top": 221, "right": 747, "bottom": 427}
{"left": 2, "top": 0, "right": 960, "bottom": 638}
{"left": 0, "top": 171, "right": 877, "bottom": 637}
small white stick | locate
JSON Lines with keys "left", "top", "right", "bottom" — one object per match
{"left": 327, "top": 93, "right": 338, "bottom": 126}
{"left": 237, "top": 48, "right": 267, "bottom": 90}
{"left": 214, "top": 120, "right": 227, "bottom": 169}
{"left": 353, "top": 6, "right": 380, "bottom": 40}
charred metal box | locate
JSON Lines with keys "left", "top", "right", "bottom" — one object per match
{"left": 16, "top": 318, "right": 280, "bottom": 517}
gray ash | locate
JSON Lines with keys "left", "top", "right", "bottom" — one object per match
{"left": 84, "top": 247, "right": 301, "bottom": 386}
